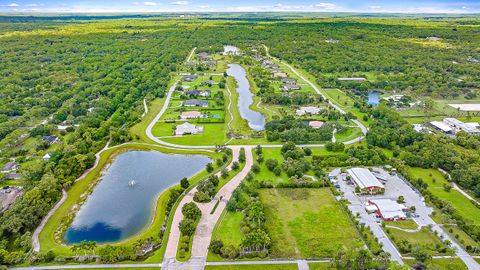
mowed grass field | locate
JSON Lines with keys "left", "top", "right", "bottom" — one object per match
{"left": 205, "top": 264, "right": 297, "bottom": 270}
{"left": 407, "top": 167, "right": 480, "bottom": 225}
{"left": 386, "top": 227, "right": 446, "bottom": 255}
{"left": 404, "top": 258, "right": 467, "bottom": 270}
{"left": 259, "top": 188, "right": 363, "bottom": 258}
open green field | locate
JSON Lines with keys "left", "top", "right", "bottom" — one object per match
{"left": 252, "top": 147, "right": 289, "bottom": 185}
{"left": 309, "top": 262, "right": 335, "bottom": 270}
{"left": 404, "top": 258, "right": 467, "bottom": 270}
{"left": 406, "top": 167, "right": 480, "bottom": 225}
{"left": 386, "top": 227, "right": 447, "bottom": 255}
{"left": 156, "top": 122, "right": 228, "bottom": 146}
{"left": 259, "top": 188, "right": 363, "bottom": 258}
{"left": 384, "top": 219, "right": 418, "bottom": 230}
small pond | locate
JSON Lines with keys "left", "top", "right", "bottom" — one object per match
{"left": 227, "top": 64, "right": 266, "bottom": 131}
{"left": 64, "top": 150, "right": 210, "bottom": 244}
{"left": 367, "top": 90, "right": 382, "bottom": 106}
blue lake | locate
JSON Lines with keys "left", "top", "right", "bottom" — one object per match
{"left": 64, "top": 150, "right": 210, "bottom": 244}
{"left": 367, "top": 91, "right": 382, "bottom": 105}
{"left": 227, "top": 63, "right": 266, "bottom": 131}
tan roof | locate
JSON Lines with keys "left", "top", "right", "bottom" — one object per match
{"left": 181, "top": 111, "right": 201, "bottom": 118}
{"left": 308, "top": 121, "right": 324, "bottom": 128}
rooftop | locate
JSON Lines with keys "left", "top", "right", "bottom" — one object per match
{"left": 347, "top": 168, "right": 384, "bottom": 189}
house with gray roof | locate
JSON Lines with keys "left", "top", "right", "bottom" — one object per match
{"left": 184, "top": 99, "right": 209, "bottom": 108}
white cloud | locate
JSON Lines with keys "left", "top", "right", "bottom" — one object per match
{"left": 369, "top": 6, "right": 381, "bottom": 10}
{"left": 7, "top": 3, "right": 19, "bottom": 7}
{"left": 143, "top": 1, "right": 158, "bottom": 6}
{"left": 171, "top": 1, "right": 190, "bottom": 5}
{"left": 314, "top": 3, "right": 336, "bottom": 10}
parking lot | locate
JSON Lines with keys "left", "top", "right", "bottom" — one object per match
{"left": 0, "top": 186, "right": 23, "bottom": 212}
{"left": 330, "top": 167, "right": 480, "bottom": 270}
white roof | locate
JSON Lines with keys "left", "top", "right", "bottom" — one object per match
{"left": 347, "top": 168, "right": 384, "bottom": 189}
{"left": 430, "top": 120, "right": 452, "bottom": 132}
{"left": 369, "top": 199, "right": 406, "bottom": 220}
{"left": 444, "top": 118, "right": 479, "bottom": 133}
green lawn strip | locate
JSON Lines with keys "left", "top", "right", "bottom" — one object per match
{"left": 176, "top": 217, "right": 200, "bottom": 262}
{"left": 38, "top": 144, "right": 220, "bottom": 257}
{"left": 208, "top": 210, "right": 245, "bottom": 262}
{"left": 217, "top": 161, "right": 246, "bottom": 192}
{"left": 406, "top": 167, "right": 480, "bottom": 225}
{"left": 385, "top": 227, "right": 449, "bottom": 256}
{"left": 443, "top": 224, "right": 479, "bottom": 251}
{"left": 309, "top": 262, "right": 335, "bottom": 270}
{"left": 129, "top": 97, "right": 167, "bottom": 144}
{"left": 404, "top": 258, "right": 467, "bottom": 270}
{"left": 259, "top": 188, "right": 363, "bottom": 259}
{"left": 227, "top": 76, "right": 255, "bottom": 136}
{"left": 205, "top": 264, "right": 297, "bottom": 270}
{"left": 384, "top": 219, "right": 418, "bottom": 230}
{"left": 335, "top": 126, "right": 363, "bottom": 143}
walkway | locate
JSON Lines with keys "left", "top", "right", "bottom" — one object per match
{"left": 162, "top": 146, "right": 253, "bottom": 270}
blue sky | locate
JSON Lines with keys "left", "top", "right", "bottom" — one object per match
{"left": 1, "top": 0, "right": 479, "bottom": 13}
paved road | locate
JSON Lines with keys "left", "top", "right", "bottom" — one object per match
{"left": 330, "top": 169, "right": 404, "bottom": 265}
{"left": 162, "top": 146, "right": 253, "bottom": 270}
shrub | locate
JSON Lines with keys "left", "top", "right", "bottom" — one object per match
{"left": 209, "top": 240, "right": 224, "bottom": 254}
{"left": 180, "top": 177, "right": 190, "bottom": 189}
{"left": 265, "top": 159, "right": 278, "bottom": 171}
{"left": 206, "top": 163, "right": 214, "bottom": 173}
{"left": 252, "top": 164, "right": 260, "bottom": 173}
{"left": 231, "top": 161, "right": 240, "bottom": 171}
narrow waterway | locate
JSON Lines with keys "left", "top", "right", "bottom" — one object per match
{"left": 227, "top": 63, "right": 266, "bottom": 131}
{"left": 64, "top": 150, "right": 210, "bottom": 244}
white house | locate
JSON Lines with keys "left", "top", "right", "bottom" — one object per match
{"left": 175, "top": 123, "right": 204, "bottom": 135}
{"left": 296, "top": 106, "right": 322, "bottom": 116}
{"left": 180, "top": 111, "right": 202, "bottom": 120}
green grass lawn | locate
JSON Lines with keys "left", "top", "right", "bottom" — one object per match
{"left": 259, "top": 188, "right": 363, "bottom": 259}
{"left": 386, "top": 227, "right": 447, "bottom": 255}
{"left": 205, "top": 264, "right": 297, "bottom": 270}
{"left": 404, "top": 258, "right": 467, "bottom": 270}
{"left": 406, "top": 167, "right": 480, "bottom": 225}
{"left": 252, "top": 148, "right": 289, "bottom": 185}
{"left": 158, "top": 122, "right": 228, "bottom": 146}
{"left": 443, "top": 224, "right": 479, "bottom": 251}
{"left": 384, "top": 219, "right": 418, "bottom": 230}
{"left": 309, "top": 262, "right": 335, "bottom": 270}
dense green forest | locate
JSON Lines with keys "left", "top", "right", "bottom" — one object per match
{"left": 1, "top": 15, "right": 480, "bottom": 266}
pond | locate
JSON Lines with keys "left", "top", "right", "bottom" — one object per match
{"left": 64, "top": 150, "right": 210, "bottom": 244}
{"left": 367, "top": 90, "right": 382, "bottom": 106}
{"left": 227, "top": 64, "right": 266, "bottom": 131}
{"left": 223, "top": 45, "right": 240, "bottom": 55}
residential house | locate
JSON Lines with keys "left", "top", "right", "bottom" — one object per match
{"left": 180, "top": 111, "right": 202, "bottom": 120}
{"left": 186, "top": 90, "right": 211, "bottom": 97}
{"left": 183, "top": 99, "right": 209, "bottom": 108}
{"left": 273, "top": 72, "right": 287, "bottom": 78}
{"left": 296, "top": 106, "right": 322, "bottom": 116}
{"left": 42, "top": 135, "right": 59, "bottom": 144}
{"left": 1, "top": 162, "right": 18, "bottom": 173}
{"left": 203, "top": 61, "right": 216, "bottom": 67}
{"left": 308, "top": 121, "right": 324, "bottom": 129}
{"left": 198, "top": 52, "right": 211, "bottom": 61}
{"left": 281, "top": 84, "right": 300, "bottom": 91}
{"left": 338, "top": 77, "right": 366, "bottom": 82}
{"left": 186, "top": 61, "right": 197, "bottom": 67}
{"left": 175, "top": 122, "right": 204, "bottom": 135}
{"left": 281, "top": 78, "right": 296, "bottom": 84}
{"left": 181, "top": 74, "right": 198, "bottom": 82}
{"left": 5, "top": 173, "right": 22, "bottom": 180}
